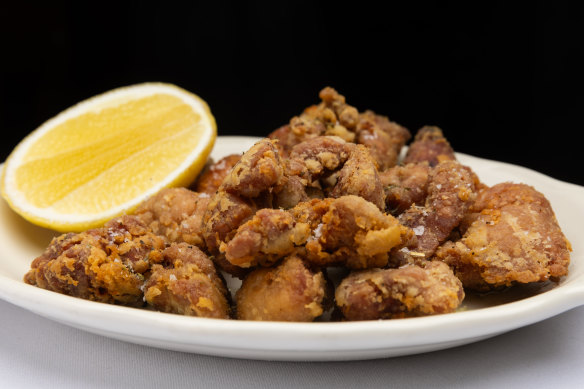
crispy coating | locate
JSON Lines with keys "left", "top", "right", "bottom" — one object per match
{"left": 204, "top": 136, "right": 388, "bottom": 276}
{"left": 393, "top": 160, "right": 477, "bottom": 266}
{"left": 193, "top": 154, "right": 241, "bottom": 194}
{"left": 273, "top": 173, "right": 311, "bottom": 209}
{"left": 355, "top": 110, "right": 411, "bottom": 171}
{"left": 202, "top": 191, "right": 257, "bottom": 278}
{"left": 223, "top": 209, "right": 311, "bottom": 268}
{"left": 328, "top": 144, "right": 386, "bottom": 209}
{"left": 236, "top": 255, "right": 330, "bottom": 321}
{"left": 403, "top": 126, "right": 456, "bottom": 167}
{"left": 289, "top": 136, "right": 385, "bottom": 210}
{"left": 203, "top": 191, "right": 257, "bottom": 254}
{"left": 318, "top": 86, "right": 360, "bottom": 131}
{"left": 434, "top": 183, "right": 571, "bottom": 291}
{"left": 143, "top": 243, "right": 230, "bottom": 319}
{"left": 202, "top": 139, "right": 286, "bottom": 277}
{"left": 268, "top": 124, "right": 296, "bottom": 156}
{"left": 335, "top": 261, "right": 464, "bottom": 320}
{"left": 134, "top": 187, "right": 210, "bottom": 248}
{"left": 268, "top": 87, "right": 409, "bottom": 170}
{"left": 221, "top": 139, "right": 285, "bottom": 198}
{"left": 288, "top": 135, "right": 350, "bottom": 179}
{"left": 202, "top": 140, "right": 282, "bottom": 250}
{"left": 268, "top": 87, "right": 357, "bottom": 155}
{"left": 24, "top": 215, "right": 166, "bottom": 306}
{"left": 380, "top": 162, "right": 431, "bottom": 215}
{"left": 294, "top": 196, "right": 413, "bottom": 269}
{"left": 223, "top": 196, "right": 412, "bottom": 271}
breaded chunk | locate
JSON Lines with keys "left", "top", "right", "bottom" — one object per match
{"left": 434, "top": 183, "right": 571, "bottom": 291}
{"left": 268, "top": 87, "right": 409, "bottom": 170}
{"left": 355, "top": 110, "right": 411, "bottom": 171}
{"left": 221, "top": 138, "right": 285, "bottom": 198}
{"left": 223, "top": 195, "right": 411, "bottom": 270}
{"left": 143, "top": 243, "right": 230, "bottom": 319}
{"left": 380, "top": 162, "right": 431, "bottom": 215}
{"left": 202, "top": 139, "right": 285, "bottom": 277}
{"left": 295, "top": 196, "right": 413, "bottom": 269}
{"left": 24, "top": 215, "right": 166, "bottom": 306}
{"left": 403, "top": 126, "right": 456, "bottom": 167}
{"left": 328, "top": 144, "right": 386, "bottom": 210}
{"left": 236, "top": 255, "right": 330, "bottom": 321}
{"left": 289, "top": 136, "right": 385, "bottom": 210}
{"left": 268, "top": 87, "right": 357, "bottom": 155}
{"left": 393, "top": 160, "right": 477, "bottom": 266}
{"left": 222, "top": 208, "right": 311, "bottom": 268}
{"left": 134, "top": 187, "right": 210, "bottom": 248}
{"left": 335, "top": 261, "right": 464, "bottom": 320}
{"left": 193, "top": 154, "right": 241, "bottom": 194}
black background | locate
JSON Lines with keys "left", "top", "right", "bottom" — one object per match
{"left": 1, "top": 2, "right": 582, "bottom": 185}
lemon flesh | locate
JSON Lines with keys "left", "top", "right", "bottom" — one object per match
{"left": 1, "top": 83, "right": 216, "bottom": 232}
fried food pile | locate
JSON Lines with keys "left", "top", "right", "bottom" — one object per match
{"left": 24, "top": 87, "right": 572, "bottom": 322}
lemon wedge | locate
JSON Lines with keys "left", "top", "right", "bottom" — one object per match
{"left": 1, "top": 82, "right": 216, "bottom": 232}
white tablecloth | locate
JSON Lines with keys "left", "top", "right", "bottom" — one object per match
{"left": 1, "top": 298, "right": 583, "bottom": 389}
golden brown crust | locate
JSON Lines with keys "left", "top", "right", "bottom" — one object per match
{"left": 193, "top": 154, "right": 241, "bottom": 195}
{"left": 202, "top": 191, "right": 257, "bottom": 255}
{"left": 393, "top": 160, "right": 478, "bottom": 266}
{"left": 235, "top": 255, "right": 330, "bottom": 321}
{"left": 201, "top": 139, "right": 286, "bottom": 277}
{"left": 289, "top": 136, "right": 385, "bottom": 210}
{"left": 143, "top": 243, "right": 230, "bottom": 319}
{"left": 335, "top": 261, "right": 464, "bottom": 320}
{"left": 223, "top": 209, "right": 311, "bottom": 268}
{"left": 24, "top": 215, "right": 166, "bottom": 306}
{"left": 134, "top": 187, "right": 210, "bottom": 248}
{"left": 294, "top": 196, "right": 413, "bottom": 269}
{"left": 435, "top": 183, "right": 571, "bottom": 291}
{"left": 222, "top": 196, "right": 411, "bottom": 271}
{"left": 380, "top": 162, "right": 431, "bottom": 215}
{"left": 328, "top": 144, "right": 385, "bottom": 210}
{"left": 403, "top": 126, "right": 456, "bottom": 167}
{"left": 355, "top": 110, "right": 411, "bottom": 171}
{"left": 267, "top": 87, "right": 355, "bottom": 156}
{"left": 221, "top": 139, "right": 285, "bottom": 198}
{"left": 268, "top": 87, "right": 409, "bottom": 170}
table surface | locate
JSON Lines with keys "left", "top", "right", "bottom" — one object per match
{"left": 1, "top": 298, "right": 583, "bottom": 389}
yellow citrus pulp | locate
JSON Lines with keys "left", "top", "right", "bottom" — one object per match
{"left": 1, "top": 83, "right": 217, "bottom": 232}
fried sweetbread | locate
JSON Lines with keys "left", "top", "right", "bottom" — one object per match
{"left": 434, "top": 183, "right": 571, "bottom": 291}
{"left": 134, "top": 187, "right": 210, "bottom": 248}
{"left": 24, "top": 215, "right": 165, "bottom": 306}
{"left": 235, "top": 255, "right": 330, "bottom": 321}
{"left": 143, "top": 243, "right": 230, "bottom": 319}
{"left": 335, "top": 261, "right": 464, "bottom": 320}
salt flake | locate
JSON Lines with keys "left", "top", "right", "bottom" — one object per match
{"left": 413, "top": 226, "right": 425, "bottom": 236}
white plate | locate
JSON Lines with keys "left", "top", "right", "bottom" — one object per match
{"left": 1, "top": 136, "right": 583, "bottom": 361}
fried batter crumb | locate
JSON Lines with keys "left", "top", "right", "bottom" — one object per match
{"left": 335, "top": 261, "right": 464, "bottom": 320}
{"left": 143, "top": 243, "right": 230, "bottom": 319}
{"left": 236, "top": 255, "right": 330, "bottom": 321}
{"left": 435, "top": 183, "right": 571, "bottom": 291}
{"left": 24, "top": 215, "right": 166, "bottom": 306}
{"left": 193, "top": 154, "right": 241, "bottom": 194}
{"left": 134, "top": 187, "right": 210, "bottom": 248}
